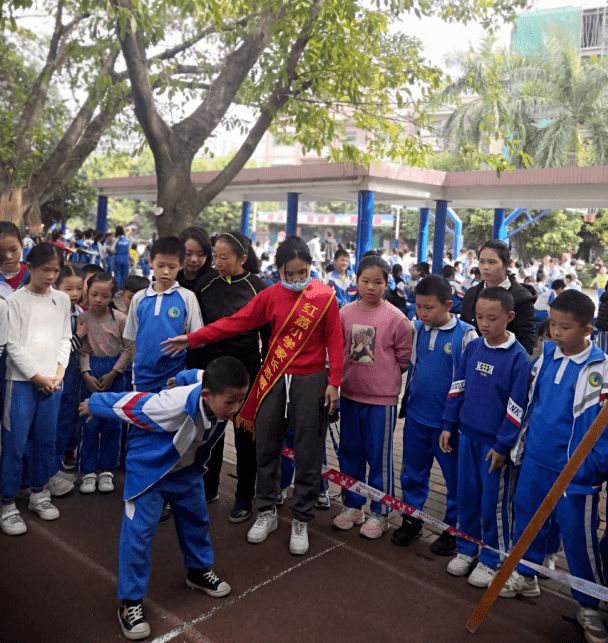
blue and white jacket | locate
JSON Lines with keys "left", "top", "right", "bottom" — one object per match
{"left": 325, "top": 269, "right": 356, "bottom": 308}
{"left": 511, "top": 341, "right": 608, "bottom": 494}
{"left": 88, "top": 378, "right": 226, "bottom": 501}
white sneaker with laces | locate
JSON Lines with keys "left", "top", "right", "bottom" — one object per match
{"left": 446, "top": 553, "right": 478, "bottom": 577}
{"left": 468, "top": 562, "right": 497, "bottom": 588}
{"left": 247, "top": 508, "right": 278, "bottom": 544}
{"left": 80, "top": 473, "right": 97, "bottom": 494}
{"left": 577, "top": 607, "right": 608, "bottom": 643}
{"left": 315, "top": 490, "right": 331, "bottom": 509}
{"left": 359, "top": 513, "right": 389, "bottom": 539}
{"left": 45, "top": 473, "right": 75, "bottom": 497}
{"left": 499, "top": 570, "right": 540, "bottom": 598}
{"left": 1, "top": 504, "right": 27, "bottom": 535}
{"left": 538, "top": 553, "right": 557, "bottom": 579}
{"left": 289, "top": 519, "right": 309, "bottom": 555}
{"left": 332, "top": 506, "right": 365, "bottom": 530}
{"left": 98, "top": 472, "right": 114, "bottom": 493}
{"left": 28, "top": 490, "right": 60, "bottom": 521}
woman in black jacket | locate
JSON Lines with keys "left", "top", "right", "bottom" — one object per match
{"left": 460, "top": 240, "right": 537, "bottom": 354}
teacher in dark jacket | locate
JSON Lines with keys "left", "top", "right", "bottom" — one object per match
{"left": 460, "top": 239, "right": 537, "bottom": 354}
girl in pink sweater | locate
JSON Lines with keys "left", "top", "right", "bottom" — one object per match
{"left": 333, "top": 255, "right": 412, "bottom": 539}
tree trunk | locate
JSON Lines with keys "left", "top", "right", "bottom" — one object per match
{"left": 154, "top": 155, "right": 204, "bottom": 237}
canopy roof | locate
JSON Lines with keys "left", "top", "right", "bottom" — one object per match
{"left": 92, "top": 162, "right": 608, "bottom": 210}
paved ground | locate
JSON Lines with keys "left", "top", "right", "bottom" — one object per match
{"left": 0, "top": 419, "right": 595, "bottom": 643}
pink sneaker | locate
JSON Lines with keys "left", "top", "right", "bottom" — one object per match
{"left": 359, "top": 513, "right": 389, "bottom": 539}
{"left": 333, "top": 506, "right": 365, "bottom": 530}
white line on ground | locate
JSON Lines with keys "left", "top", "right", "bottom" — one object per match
{"left": 29, "top": 521, "right": 214, "bottom": 643}
{"left": 148, "top": 541, "right": 345, "bottom": 643}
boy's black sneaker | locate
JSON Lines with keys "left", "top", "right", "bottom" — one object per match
{"left": 229, "top": 498, "right": 252, "bottom": 523}
{"left": 186, "top": 567, "right": 232, "bottom": 597}
{"left": 118, "top": 599, "right": 150, "bottom": 640}
{"left": 391, "top": 516, "right": 422, "bottom": 547}
{"left": 62, "top": 450, "right": 76, "bottom": 470}
{"left": 159, "top": 500, "right": 171, "bottom": 524}
{"left": 430, "top": 530, "right": 457, "bottom": 556}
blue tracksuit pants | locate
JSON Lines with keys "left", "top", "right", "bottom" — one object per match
{"left": 118, "top": 464, "right": 214, "bottom": 600}
{"left": 1, "top": 380, "right": 62, "bottom": 502}
{"left": 79, "top": 356, "right": 124, "bottom": 475}
{"left": 456, "top": 434, "right": 515, "bottom": 569}
{"left": 339, "top": 397, "right": 396, "bottom": 515}
{"left": 55, "top": 353, "right": 82, "bottom": 472}
{"left": 400, "top": 414, "right": 458, "bottom": 526}
{"left": 113, "top": 255, "right": 130, "bottom": 290}
{"left": 513, "top": 456, "right": 603, "bottom": 608}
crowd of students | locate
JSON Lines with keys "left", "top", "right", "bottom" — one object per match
{"left": 1, "top": 220, "right": 608, "bottom": 643}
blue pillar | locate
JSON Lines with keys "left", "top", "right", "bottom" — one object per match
{"left": 286, "top": 193, "right": 299, "bottom": 237}
{"left": 493, "top": 208, "right": 507, "bottom": 241}
{"left": 356, "top": 190, "right": 375, "bottom": 267}
{"left": 240, "top": 201, "right": 251, "bottom": 237}
{"left": 453, "top": 220, "right": 463, "bottom": 258}
{"left": 96, "top": 195, "right": 108, "bottom": 235}
{"left": 417, "top": 208, "right": 430, "bottom": 263}
{"left": 432, "top": 200, "right": 448, "bottom": 275}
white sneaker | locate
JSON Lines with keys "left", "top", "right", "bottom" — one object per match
{"left": 315, "top": 490, "right": 331, "bottom": 509}
{"left": 80, "top": 473, "right": 97, "bottom": 494}
{"left": 577, "top": 607, "right": 608, "bottom": 643}
{"left": 359, "top": 513, "right": 390, "bottom": 539}
{"left": 332, "top": 506, "right": 365, "bottom": 530}
{"left": 499, "top": 570, "right": 540, "bottom": 598}
{"left": 468, "top": 562, "right": 498, "bottom": 588}
{"left": 97, "top": 472, "right": 114, "bottom": 493}
{"left": 45, "top": 473, "right": 75, "bottom": 497}
{"left": 1, "top": 504, "right": 27, "bottom": 535}
{"left": 247, "top": 508, "right": 278, "bottom": 544}
{"left": 289, "top": 519, "right": 309, "bottom": 555}
{"left": 446, "top": 553, "right": 478, "bottom": 577}
{"left": 28, "top": 490, "right": 60, "bottom": 521}
{"left": 538, "top": 553, "right": 557, "bottom": 579}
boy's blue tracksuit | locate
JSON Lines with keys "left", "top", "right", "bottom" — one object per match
{"left": 124, "top": 283, "right": 202, "bottom": 393}
{"left": 87, "top": 377, "right": 227, "bottom": 600}
{"left": 442, "top": 333, "right": 531, "bottom": 569}
{"left": 511, "top": 341, "right": 608, "bottom": 608}
{"left": 113, "top": 236, "right": 131, "bottom": 290}
{"left": 325, "top": 269, "right": 356, "bottom": 308}
{"left": 399, "top": 317, "right": 477, "bottom": 526}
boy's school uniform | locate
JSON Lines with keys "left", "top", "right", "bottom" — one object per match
{"left": 87, "top": 378, "right": 227, "bottom": 600}
{"left": 442, "top": 333, "right": 531, "bottom": 568}
{"left": 510, "top": 341, "right": 608, "bottom": 608}
{"left": 399, "top": 316, "right": 477, "bottom": 526}
{"left": 534, "top": 289, "right": 557, "bottom": 322}
{"left": 325, "top": 269, "right": 356, "bottom": 308}
{"left": 124, "top": 283, "right": 202, "bottom": 392}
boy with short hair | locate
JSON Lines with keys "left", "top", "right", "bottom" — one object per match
{"left": 120, "top": 275, "right": 150, "bottom": 315}
{"left": 79, "top": 356, "right": 250, "bottom": 641}
{"left": 124, "top": 237, "right": 202, "bottom": 393}
{"left": 500, "top": 290, "right": 608, "bottom": 643}
{"left": 534, "top": 278, "right": 565, "bottom": 325}
{"left": 439, "top": 287, "right": 531, "bottom": 587}
{"left": 393, "top": 275, "right": 477, "bottom": 554}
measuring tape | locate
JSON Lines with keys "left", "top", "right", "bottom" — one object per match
{"left": 282, "top": 447, "right": 608, "bottom": 603}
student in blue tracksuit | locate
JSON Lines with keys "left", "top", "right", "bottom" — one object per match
{"left": 500, "top": 290, "right": 608, "bottom": 643}
{"left": 110, "top": 226, "right": 131, "bottom": 290}
{"left": 325, "top": 248, "right": 356, "bottom": 308}
{"left": 123, "top": 236, "right": 202, "bottom": 394}
{"left": 392, "top": 275, "right": 477, "bottom": 555}
{"left": 440, "top": 288, "right": 531, "bottom": 587}
{"left": 79, "top": 357, "right": 249, "bottom": 641}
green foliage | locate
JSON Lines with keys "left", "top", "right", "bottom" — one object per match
{"left": 587, "top": 209, "right": 608, "bottom": 248}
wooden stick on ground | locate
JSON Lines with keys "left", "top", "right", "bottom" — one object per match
{"left": 466, "top": 396, "right": 608, "bottom": 634}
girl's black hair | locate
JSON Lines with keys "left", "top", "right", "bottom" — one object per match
{"left": 56, "top": 264, "right": 84, "bottom": 288}
{"left": 87, "top": 272, "right": 118, "bottom": 318}
{"left": 479, "top": 239, "right": 511, "bottom": 268}
{"left": 179, "top": 226, "right": 212, "bottom": 270}
{"left": 392, "top": 263, "right": 403, "bottom": 279}
{"left": 441, "top": 265, "right": 455, "bottom": 279}
{"left": 216, "top": 230, "right": 258, "bottom": 273}
{"left": 26, "top": 242, "right": 64, "bottom": 269}
{"left": 275, "top": 235, "right": 312, "bottom": 270}
{"left": 0, "top": 221, "right": 22, "bottom": 244}
{"left": 115, "top": 225, "right": 125, "bottom": 236}
{"left": 418, "top": 262, "right": 430, "bottom": 276}
{"left": 356, "top": 255, "right": 390, "bottom": 282}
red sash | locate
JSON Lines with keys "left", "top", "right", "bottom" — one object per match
{"left": 236, "top": 281, "right": 335, "bottom": 435}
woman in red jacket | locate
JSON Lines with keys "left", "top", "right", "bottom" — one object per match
{"left": 162, "top": 235, "right": 341, "bottom": 557}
